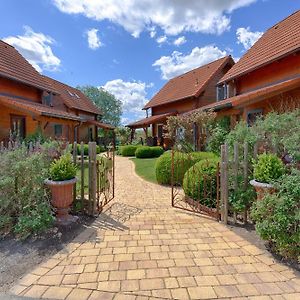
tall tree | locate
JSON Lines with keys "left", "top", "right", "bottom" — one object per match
{"left": 78, "top": 85, "right": 122, "bottom": 126}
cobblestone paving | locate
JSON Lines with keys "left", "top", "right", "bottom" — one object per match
{"left": 11, "top": 156, "right": 300, "bottom": 299}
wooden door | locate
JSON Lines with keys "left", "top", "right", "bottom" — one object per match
{"left": 10, "top": 115, "right": 26, "bottom": 140}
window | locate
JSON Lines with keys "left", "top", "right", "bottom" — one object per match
{"left": 88, "top": 127, "right": 93, "bottom": 141}
{"left": 54, "top": 124, "right": 63, "bottom": 137}
{"left": 43, "top": 93, "right": 53, "bottom": 106}
{"left": 10, "top": 115, "right": 26, "bottom": 140}
{"left": 217, "top": 84, "right": 227, "bottom": 101}
{"left": 157, "top": 124, "right": 163, "bottom": 138}
{"left": 247, "top": 109, "right": 263, "bottom": 126}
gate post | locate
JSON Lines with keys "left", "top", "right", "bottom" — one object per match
{"left": 88, "top": 142, "right": 97, "bottom": 216}
{"left": 220, "top": 144, "right": 229, "bottom": 224}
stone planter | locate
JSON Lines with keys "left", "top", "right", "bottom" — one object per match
{"left": 45, "top": 178, "right": 78, "bottom": 225}
{"left": 250, "top": 179, "right": 276, "bottom": 201}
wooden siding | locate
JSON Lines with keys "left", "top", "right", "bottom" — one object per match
{"left": 235, "top": 53, "right": 300, "bottom": 95}
{"left": 0, "top": 77, "right": 42, "bottom": 102}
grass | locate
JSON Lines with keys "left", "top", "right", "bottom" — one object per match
{"left": 131, "top": 157, "right": 158, "bottom": 184}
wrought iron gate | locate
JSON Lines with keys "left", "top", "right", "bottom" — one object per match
{"left": 96, "top": 145, "right": 115, "bottom": 213}
{"left": 171, "top": 148, "right": 221, "bottom": 220}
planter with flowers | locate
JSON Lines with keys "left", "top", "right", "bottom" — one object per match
{"left": 250, "top": 153, "right": 285, "bottom": 200}
{"left": 45, "top": 153, "right": 78, "bottom": 224}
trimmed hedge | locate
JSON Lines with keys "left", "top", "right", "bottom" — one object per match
{"left": 135, "top": 146, "right": 164, "bottom": 158}
{"left": 120, "top": 145, "right": 140, "bottom": 156}
{"left": 76, "top": 144, "right": 105, "bottom": 155}
{"left": 155, "top": 151, "right": 218, "bottom": 185}
{"left": 183, "top": 158, "right": 220, "bottom": 208}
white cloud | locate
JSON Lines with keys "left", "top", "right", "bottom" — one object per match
{"left": 3, "top": 26, "right": 61, "bottom": 72}
{"left": 173, "top": 36, "right": 186, "bottom": 46}
{"left": 156, "top": 35, "right": 167, "bottom": 44}
{"left": 86, "top": 28, "right": 102, "bottom": 49}
{"left": 102, "top": 79, "right": 153, "bottom": 123}
{"left": 53, "top": 0, "right": 256, "bottom": 37}
{"left": 236, "top": 27, "right": 263, "bottom": 49}
{"left": 153, "top": 45, "right": 227, "bottom": 80}
{"left": 150, "top": 29, "right": 156, "bottom": 38}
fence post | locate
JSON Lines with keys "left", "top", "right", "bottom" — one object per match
{"left": 243, "top": 142, "right": 249, "bottom": 224}
{"left": 72, "top": 142, "right": 77, "bottom": 205}
{"left": 88, "top": 142, "right": 97, "bottom": 216}
{"left": 80, "top": 142, "right": 85, "bottom": 209}
{"left": 221, "top": 144, "right": 229, "bottom": 224}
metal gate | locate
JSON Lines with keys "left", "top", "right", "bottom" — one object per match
{"left": 96, "top": 145, "right": 115, "bottom": 213}
{"left": 171, "top": 147, "right": 221, "bottom": 220}
{"left": 73, "top": 141, "right": 115, "bottom": 216}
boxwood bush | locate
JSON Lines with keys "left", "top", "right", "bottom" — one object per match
{"left": 120, "top": 145, "right": 140, "bottom": 156}
{"left": 77, "top": 144, "right": 105, "bottom": 155}
{"left": 135, "top": 146, "right": 164, "bottom": 158}
{"left": 253, "top": 153, "right": 285, "bottom": 183}
{"left": 155, "top": 151, "right": 218, "bottom": 185}
{"left": 183, "top": 158, "right": 220, "bottom": 208}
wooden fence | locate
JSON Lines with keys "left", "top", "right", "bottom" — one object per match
{"left": 0, "top": 140, "right": 114, "bottom": 216}
{"left": 220, "top": 142, "right": 259, "bottom": 224}
{"left": 72, "top": 141, "right": 115, "bottom": 216}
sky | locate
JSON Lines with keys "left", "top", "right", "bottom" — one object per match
{"left": 0, "top": 0, "right": 299, "bottom": 125}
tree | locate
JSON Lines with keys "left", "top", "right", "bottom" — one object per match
{"left": 77, "top": 85, "right": 122, "bottom": 126}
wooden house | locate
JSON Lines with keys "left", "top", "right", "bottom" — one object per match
{"left": 196, "top": 10, "right": 300, "bottom": 125}
{"left": 0, "top": 40, "right": 113, "bottom": 144}
{"left": 127, "top": 56, "right": 234, "bottom": 147}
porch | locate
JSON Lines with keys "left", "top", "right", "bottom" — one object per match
{"left": 126, "top": 112, "right": 175, "bottom": 149}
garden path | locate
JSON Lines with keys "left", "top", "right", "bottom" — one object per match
{"left": 11, "top": 156, "right": 300, "bottom": 299}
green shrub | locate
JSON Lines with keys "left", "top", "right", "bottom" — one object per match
{"left": 135, "top": 146, "right": 153, "bottom": 158}
{"left": 190, "top": 152, "right": 218, "bottom": 161}
{"left": 49, "top": 153, "right": 77, "bottom": 181}
{"left": 229, "top": 184, "right": 256, "bottom": 213}
{"left": 251, "top": 169, "right": 300, "bottom": 259}
{"left": 76, "top": 144, "right": 104, "bottom": 155}
{"left": 155, "top": 151, "right": 217, "bottom": 185}
{"left": 14, "top": 202, "right": 54, "bottom": 239}
{"left": 135, "top": 146, "right": 164, "bottom": 158}
{"left": 0, "top": 145, "right": 54, "bottom": 238}
{"left": 150, "top": 146, "right": 164, "bottom": 157}
{"left": 120, "top": 145, "right": 139, "bottom": 156}
{"left": 207, "top": 116, "right": 231, "bottom": 154}
{"left": 253, "top": 110, "right": 300, "bottom": 162}
{"left": 253, "top": 153, "right": 285, "bottom": 183}
{"left": 183, "top": 158, "right": 220, "bottom": 208}
{"left": 24, "top": 128, "right": 47, "bottom": 145}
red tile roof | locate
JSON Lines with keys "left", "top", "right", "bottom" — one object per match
{"left": 127, "top": 112, "right": 176, "bottom": 128}
{"left": 86, "top": 120, "right": 115, "bottom": 130}
{"left": 0, "top": 95, "right": 82, "bottom": 121}
{"left": 43, "top": 76, "right": 102, "bottom": 115}
{"left": 144, "top": 56, "right": 234, "bottom": 109}
{"left": 219, "top": 10, "right": 300, "bottom": 83}
{"left": 197, "top": 76, "right": 300, "bottom": 112}
{"left": 0, "top": 40, "right": 57, "bottom": 93}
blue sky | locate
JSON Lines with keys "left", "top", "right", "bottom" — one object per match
{"left": 0, "top": 0, "right": 299, "bottom": 124}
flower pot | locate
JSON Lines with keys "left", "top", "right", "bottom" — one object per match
{"left": 45, "top": 178, "right": 78, "bottom": 225}
{"left": 250, "top": 179, "right": 276, "bottom": 201}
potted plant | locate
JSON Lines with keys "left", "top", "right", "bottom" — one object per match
{"left": 45, "top": 153, "right": 78, "bottom": 224}
{"left": 250, "top": 153, "right": 285, "bottom": 200}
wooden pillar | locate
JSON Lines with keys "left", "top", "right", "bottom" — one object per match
{"left": 130, "top": 128, "right": 135, "bottom": 143}
{"left": 143, "top": 126, "right": 148, "bottom": 139}
{"left": 95, "top": 125, "right": 98, "bottom": 143}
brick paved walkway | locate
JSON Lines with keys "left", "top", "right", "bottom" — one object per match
{"left": 11, "top": 156, "right": 300, "bottom": 299}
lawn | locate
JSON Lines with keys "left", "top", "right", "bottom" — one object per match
{"left": 131, "top": 157, "right": 158, "bottom": 184}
